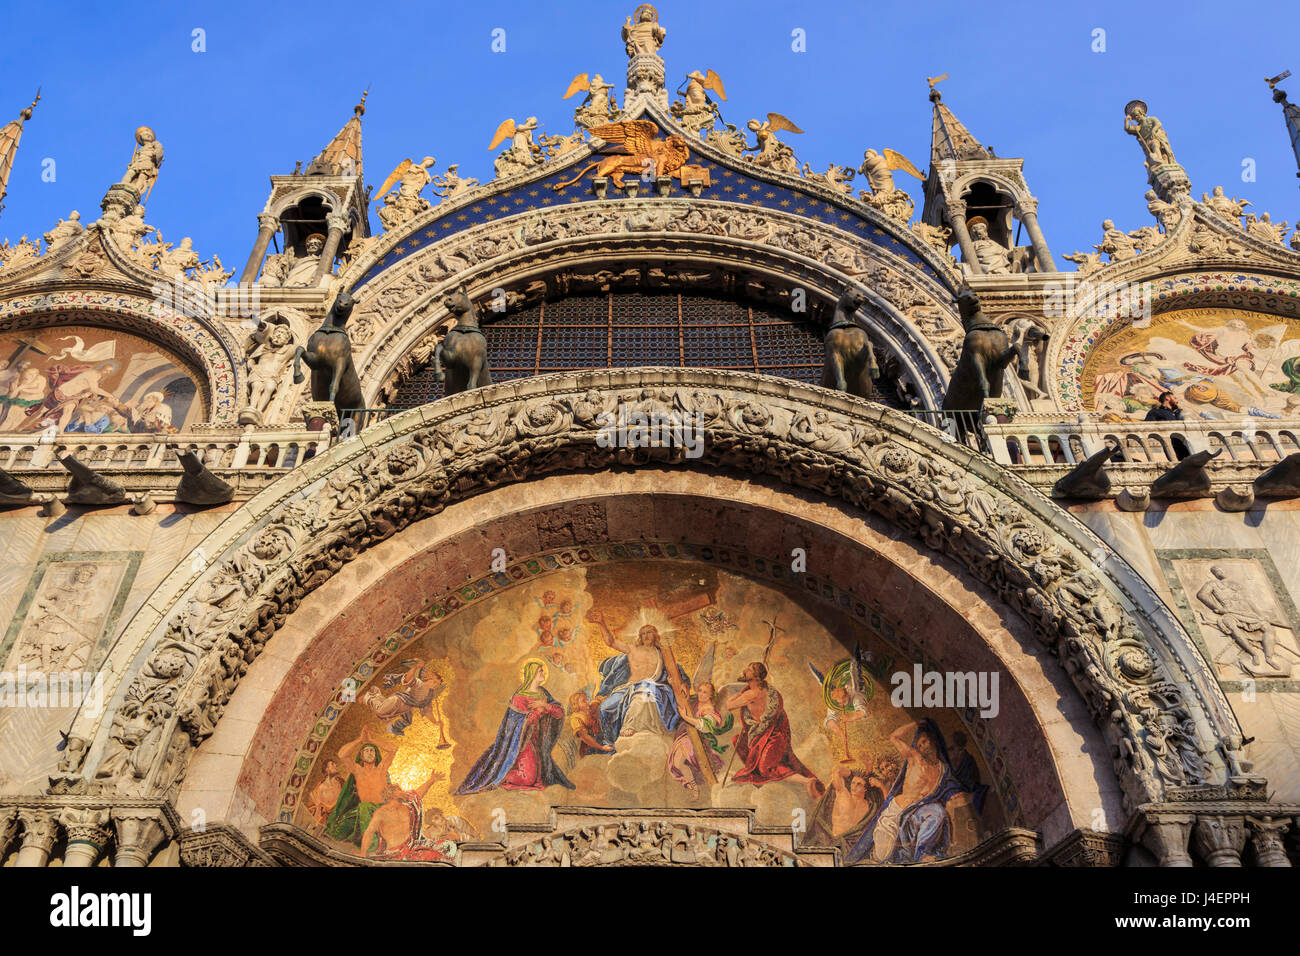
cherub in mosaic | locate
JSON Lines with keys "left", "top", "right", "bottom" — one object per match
{"left": 293, "top": 561, "right": 1006, "bottom": 864}
{"left": 1081, "top": 307, "right": 1300, "bottom": 420}
{"left": 0, "top": 325, "right": 202, "bottom": 433}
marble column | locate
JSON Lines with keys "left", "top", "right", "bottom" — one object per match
{"left": 239, "top": 212, "right": 280, "bottom": 284}
{"left": 60, "top": 808, "right": 113, "bottom": 868}
{"left": 14, "top": 809, "right": 58, "bottom": 867}
{"left": 946, "top": 199, "right": 979, "bottom": 274}
{"left": 311, "top": 212, "right": 349, "bottom": 287}
{"left": 1015, "top": 197, "right": 1056, "bottom": 272}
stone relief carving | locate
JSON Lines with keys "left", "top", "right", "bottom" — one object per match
{"left": 1175, "top": 559, "right": 1299, "bottom": 680}
{"left": 490, "top": 822, "right": 795, "bottom": 867}
{"left": 79, "top": 373, "right": 1220, "bottom": 815}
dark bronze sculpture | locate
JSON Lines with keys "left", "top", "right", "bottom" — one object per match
{"left": 59, "top": 454, "right": 126, "bottom": 505}
{"left": 942, "top": 289, "right": 1018, "bottom": 411}
{"left": 0, "top": 467, "right": 33, "bottom": 506}
{"left": 175, "top": 451, "right": 235, "bottom": 506}
{"left": 820, "top": 288, "right": 877, "bottom": 399}
{"left": 293, "top": 290, "right": 364, "bottom": 418}
{"left": 1151, "top": 448, "right": 1221, "bottom": 497}
{"left": 433, "top": 287, "right": 492, "bottom": 397}
{"left": 1052, "top": 446, "right": 1116, "bottom": 499}
{"left": 1254, "top": 452, "right": 1300, "bottom": 498}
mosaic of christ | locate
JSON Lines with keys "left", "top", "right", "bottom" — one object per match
{"left": 295, "top": 561, "right": 1006, "bottom": 865}
{"left": 1081, "top": 307, "right": 1300, "bottom": 420}
{"left": 0, "top": 325, "right": 202, "bottom": 433}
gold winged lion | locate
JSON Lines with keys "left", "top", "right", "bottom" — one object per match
{"left": 552, "top": 119, "right": 690, "bottom": 190}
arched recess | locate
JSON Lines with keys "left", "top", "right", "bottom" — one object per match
{"left": 347, "top": 213, "right": 958, "bottom": 409}
{"left": 0, "top": 289, "right": 243, "bottom": 424}
{"left": 176, "top": 476, "right": 1123, "bottom": 854}
{"left": 70, "top": 368, "right": 1246, "bottom": 828}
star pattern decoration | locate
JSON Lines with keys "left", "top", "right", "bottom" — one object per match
{"left": 355, "top": 155, "right": 939, "bottom": 289}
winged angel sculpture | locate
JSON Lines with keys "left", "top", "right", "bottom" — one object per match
{"left": 744, "top": 113, "right": 803, "bottom": 175}
{"left": 552, "top": 119, "right": 690, "bottom": 190}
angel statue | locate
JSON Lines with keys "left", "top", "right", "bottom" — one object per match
{"left": 488, "top": 117, "right": 542, "bottom": 179}
{"left": 552, "top": 119, "right": 690, "bottom": 191}
{"left": 671, "top": 69, "right": 726, "bottom": 134}
{"left": 564, "top": 73, "right": 619, "bottom": 129}
{"left": 744, "top": 113, "right": 803, "bottom": 175}
{"left": 374, "top": 156, "right": 436, "bottom": 232}
{"left": 623, "top": 4, "right": 665, "bottom": 57}
{"left": 858, "top": 147, "right": 924, "bottom": 223}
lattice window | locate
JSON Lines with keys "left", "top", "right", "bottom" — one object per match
{"left": 391, "top": 291, "right": 887, "bottom": 408}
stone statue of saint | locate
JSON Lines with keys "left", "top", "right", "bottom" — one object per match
{"left": 119, "top": 126, "right": 164, "bottom": 201}
{"left": 969, "top": 221, "right": 1010, "bottom": 274}
{"left": 623, "top": 5, "right": 665, "bottom": 57}
{"left": 156, "top": 237, "right": 200, "bottom": 278}
{"left": 243, "top": 323, "right": 296, "bottom": 422}
{"left": 284, "top": 234, "right": 325, "bottom": 287}
{"left": 109, "top": 204, "right": 155, "bottom": 256}
{"left": 1124, "top": 100, "right": 1176, "bottom": 168}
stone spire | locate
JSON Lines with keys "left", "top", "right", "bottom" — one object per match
{"left": 0, "top": 90, "right": 39, "bottom": 217}
{"left": 929, "top": 81, "right": 988, "bottom": 166}
{"left": 305, "top": 91, "right": 366, "bottom": 179}
{"left": 1266, "top": 72, "right": 1300, "bottom": 187}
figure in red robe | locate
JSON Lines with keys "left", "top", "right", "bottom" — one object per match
{"left": 726, "top": 661, "right": 823, "bottom": 798}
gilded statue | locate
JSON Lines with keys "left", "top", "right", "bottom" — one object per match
{"left": 564, "top": 73, "right": 619, "bottom": 129}
{"left": 552, "top": 120, "right": 689, "bottom": 190}
{"left": 672, "top": 69, "right": 725, "bottom": 133}
{"left": 744, "top": 113, "right": 803, "bottom": 174}
{"left": 374, "top": 156, "right": 436, "bottom": 231}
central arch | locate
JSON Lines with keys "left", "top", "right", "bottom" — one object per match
{"left": 73, "top": 368, "right": 1245, "bottom": 849}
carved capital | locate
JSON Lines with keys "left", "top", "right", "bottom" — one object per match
{"left": 0, "top": 810, "right": 19, "bottom": 859}
{"left": 111, "top": 809, "right": 171, "bottom": 868}
{"left": 325, "top": 212, "right": 350, "bottom": 234}
{"left": 946, "top": 198, "right": 967, "bottom": 218}
{"left": 1246, "top": 815, "right": 1292, "bottom": 867}
{"left": 15, "top": 808, "right": 60, "bottom": 866}
{"left": 1140, "top": 813, "right": 1195, "bottom": 866}
{"left": 1192, "top": 814, "right": 1247, "bottom": 867}
{"left": 257, "top": 212, "right": 281, "bottom": 233}
{"left": 1014, "top": 196, "right": 1039, "bottom": 217}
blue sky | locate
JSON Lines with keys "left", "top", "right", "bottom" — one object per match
{"left": 1, "top": 0, "right": 1297, "bottom": 268}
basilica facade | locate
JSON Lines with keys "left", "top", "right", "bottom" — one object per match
{"left": 1, "top": 7, "right": 1299, "bottom": 868}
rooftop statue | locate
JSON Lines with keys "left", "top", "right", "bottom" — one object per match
{"left": 564, "top": 73, "right": 619, "bottom": 129}
{"left": 744, "top": 113, "right": 803, "bottom": 175}
{"left": 431, "top": 163, "right": 480, "bottom": 199}
{"left": 42, "top": 210, "right": 84, "bottom": 254}
{"left": 1202, "top": 185, "right": 1250, "bottom": 223}
{"left": 858, "top": 148, "right": 923, "bottom": 222}
{"left": 1124, "top": 100, "right": 1177, "bottom": 168}
{"left": 118, "top": 126, "right": 164, "bottom": 202}
{"left": 671, "top": 69, "right": 725, "bottom": 133}
{"left": 488, "top": 117, "right": 542, "bottom": 178}
{"left": 623, "top": 4, "right": 665, "bottom": 57}
{"left": 374, "top": 156, "right": 436, "bottom": 232}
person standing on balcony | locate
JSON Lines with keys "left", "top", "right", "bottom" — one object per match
{"left": 1145, "top": 391, "right": 1190, "bottom": 459}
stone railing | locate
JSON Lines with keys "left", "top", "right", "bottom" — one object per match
{"left": 0, "top": 425, "right": 332, "bottom": 501}
{"left": 982, "top": 414, "right": 1300, "bottom": 497}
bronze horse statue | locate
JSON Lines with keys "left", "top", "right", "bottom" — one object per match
{"left": 942, "top": 289, "right": 1019, "bottom": 412}
{"left": 433, "top": 287, "right": 492, "bottom": 396}
{"left": 293, "top": 290, "right": 364, "bottom": 419}
{"left": 821, "top": 288, "right": 878, "bottom": 399}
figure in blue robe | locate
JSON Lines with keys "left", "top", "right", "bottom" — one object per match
{"left": 595, "top": 649, "right": 688, "bottom": 746}
{"left": 454, "top": 660, "right": 575, "bottom": 795}
{"left": 845, "top": 718, "right": 987, "bottom": 864}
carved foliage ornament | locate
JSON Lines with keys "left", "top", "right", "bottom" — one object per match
{"left": 81, "top": 372, "right": 1226, "bottom": 815}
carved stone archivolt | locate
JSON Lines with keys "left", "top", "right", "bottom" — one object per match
{"left": 67, "top": 368, "right": 1243, "bottom": 820}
